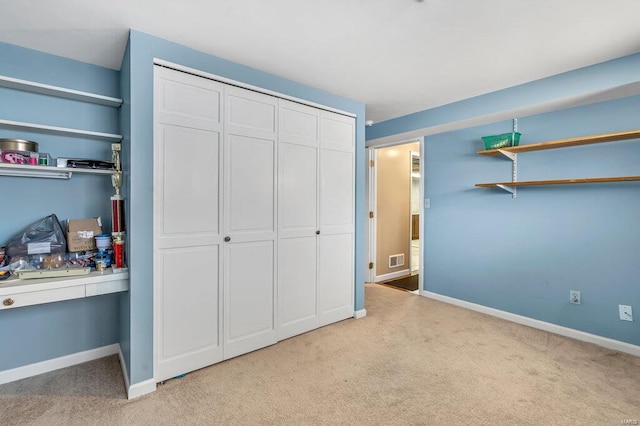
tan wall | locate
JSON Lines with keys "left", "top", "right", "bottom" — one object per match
{"left": 376, "top": 142, "right": 419, "bottom": 277}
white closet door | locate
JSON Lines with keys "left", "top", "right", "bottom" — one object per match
{"left": 278, "top": 100, "right": 319, "bottom": 340}
{"left": 318, "top": 111, "right": 355, "bottom": 326}
{"left": 154, "top": 66, "right": 224, "bottom": 381}
{"left": 223, "top": 86, "right": 278, "bottom": 359}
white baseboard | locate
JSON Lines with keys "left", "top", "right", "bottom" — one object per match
{"left": 375, "top": 269, "right": 410, "bottom": 282}
{"left": 422, "top": 291, "right": 640, "bottom": 357}
{"left": 117, "top": 346, "right": 156, "bottom": 399}
{"left": 0, "top": 344, "right": 119, "bottom": 386}
{"left": 353, "top": 309, "right": 367, "bottom": 319}
{"left": 117, "top": 346, "right": 131, "bottom": 397}
{"left": 127, "top": 378, "right": 157, "bottom": 400}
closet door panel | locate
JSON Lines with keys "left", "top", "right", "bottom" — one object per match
{"left": 320, "top": 149, "right": 354, "bottom": 235}
{"left": 280, "top": 100, "right": 319, "bottom": 147}
{"left": 318, "top": 233, "right": 354, "bottom": 324}
{"left": 154, "top": 66, "right": 224, "bottom": 382}
{"left": 224, "top": 240, "right": 276, "bottom": 359}
{"left": 223, "top": 85, "right": 278, "bottom": 359}
{"left": 317, "top": 111, "right": 355, "bottom": 326}
{"left": 277, "top": 100, "right": 320, "bottom": 339}
{"left": 155, "top": 70, "right": 222, "bottom": 129}
{"left": 226, "top": 88, "right": 277, "bottom": 137}
{"left": 279, "top": 142, "right": 317, "bottom": 238}
{"left": 320, "top": 111, "right": 355, "bottom": 152}
{"left": 156, "top": 246, "right": 221, "bottom": 378}
{"left": 278, "top": 236, "right": 317, "bottom": 340}
{"left": 226, "top": 134, "right": 275, "bottom": 237}
{"left": 156, "top": 125, "right": 220, "bottom": 241}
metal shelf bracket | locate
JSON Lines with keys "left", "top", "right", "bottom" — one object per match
{"left": 497, "top": 149, "right": 518, "bottom": 198}
{"left": 496, "top": 184, "right": 517, "bottom": 195}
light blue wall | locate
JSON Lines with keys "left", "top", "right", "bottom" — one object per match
{"left": 366, "top": 51, "right": 640, "bottom": 347}
{"left": 118, "top": 38, "right": 132, "bottom": 380}
{"left": 0, "top": 42, "right": 122, "bottom": 370}
{"left": 423, "top": 96, "right": 640, "bottom": 345}
{"left": 126, "top": 30, "right": 366, "bottom": 384}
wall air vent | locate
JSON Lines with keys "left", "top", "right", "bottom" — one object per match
{"left": 389, "top": 253, "right": 405, "bottom": 268}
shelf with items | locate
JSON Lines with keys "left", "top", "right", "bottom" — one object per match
{"left": 0, "top": 72, "right": 128, "bottom": 310}
{"left": 475, "top": 129, "right": 640, "bottom": 197}
{"left": 0, "top": 162, "right": 115, "bottom": 179}
{"left": 477, "top": 129, "right": 640, "bottom": 156}
{"left": 0, "top": 269, "right": 129, "bottom": 310}
{"left": 0, "top": 74, "right": 123, "bottom": 107}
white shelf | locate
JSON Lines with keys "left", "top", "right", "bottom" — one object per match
{"left": 0, "top": 163, "right": 115, "bottom": 179}
{"left": 0, "top": 269, "right": 129, "bottom": 310}
{"left": 0, "top": 74, "right": 122, "bottom": 107}
{"left": 0, "top": 118, "right": 122, "bottom": 142}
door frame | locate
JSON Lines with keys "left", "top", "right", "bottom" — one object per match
{"left": 409, "top": 149, "right": 420, "bottom": 274}
{"left": 366, "top": 136, "right": 425, "bottom": 294}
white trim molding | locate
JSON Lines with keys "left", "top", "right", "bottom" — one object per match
{"left": 422, "top": 291, "right": 640, "bottom": 357}
{"left": 354, "top": 309, "right": 367, "bottom": 319}
{"left": 117, "top": 346, "right": 131, "bottom": 397}
{"left": 375, "top": 269, "right": 411, "bottom": 283}
{"left": 127, "top": 378, "right": 157, "bottom": 400}
{"left": 0, "top": 344, "right": 119, "bottom": 386}
{"left": 118, "top": 346, "right": 157, "bottom": 400}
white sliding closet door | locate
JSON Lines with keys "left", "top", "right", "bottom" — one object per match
{"left": 278, "top": 100, "right": 320, "bottom": 340}
{"left": 278, "top": 102, "right": 355, "bottom": 339}
{"left": 223, "top": 86, "right": 278, "bottom": 359}
{"left": 154, "top": 66, "right": 224, "bottom": 382}
{"left": 318, "top": 111, "right": 355, "bottom": 326}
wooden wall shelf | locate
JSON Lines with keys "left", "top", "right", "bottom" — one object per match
{"left": 477, "top": 130, "right": 640, "bottom": 156}
{"left": 476, "top": 129, "right": 640, "bottom": 196}
{"left": 476, "top": 176, "right": 640, "bottom": 188}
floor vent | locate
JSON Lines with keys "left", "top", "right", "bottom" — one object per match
{"left": 389, "top": 253, "right": 405, "bottom": 268}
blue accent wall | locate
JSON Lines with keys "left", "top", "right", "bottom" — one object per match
{"left": 0, "top": 42, "right": 122, "bottom": 370}
{"left": 423, "top": 96, "right": 640, "bottom": 345}
{"left": 125, "top": 30, "right": 366, "bottom": 385}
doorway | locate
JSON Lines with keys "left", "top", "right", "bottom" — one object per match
{"left": 367, "top": 138, "right": 424, "bottom": 293}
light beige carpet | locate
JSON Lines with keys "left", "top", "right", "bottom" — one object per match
{"left": 1, "top": 284, "right": 639, "bottom": 425}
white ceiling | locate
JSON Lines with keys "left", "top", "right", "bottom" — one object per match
{"left": 1, "top": 0, "right": 639, "bottom": 123}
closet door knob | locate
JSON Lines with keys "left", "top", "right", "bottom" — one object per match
{"left": 224, "top": 236, "right": 231, "bottom": 242}
{"left": 3, "top": 298, "right": 15, "bottom": 307}
{"left": 316, "top": 230, "right": 320, "bottom": 235}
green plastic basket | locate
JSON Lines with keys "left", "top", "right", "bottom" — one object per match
{"left": 481, "top": 132, "right": 521, "bottom": 150}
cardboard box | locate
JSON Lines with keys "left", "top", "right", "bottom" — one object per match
{"left": 67, "top": 218, "right": 103, "bottom": 252}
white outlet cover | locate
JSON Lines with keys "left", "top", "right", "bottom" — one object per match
{"left": 619, "top": 305, "right": 633, "bottom": 321}
{"left": 570, "top": 290, "right": 581, "bottom": 305}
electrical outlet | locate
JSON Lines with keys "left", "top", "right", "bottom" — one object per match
{"left": 569, "top": 290, "right": 581, "bottom": 305}
{"left": 619, "top": 305, "right": 633, "bottom": 321}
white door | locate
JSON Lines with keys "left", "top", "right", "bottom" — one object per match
{"left": 223, "top": 86, "right": 278, "bottom": 359}
{"left": 278, "top": 100, "right": 320, "bottom": 340}
{"left": 318, "top": 111, "right": 355, "bottom": 326}
{"left": 153, "top": 66, "right": 224, "bottom": 381}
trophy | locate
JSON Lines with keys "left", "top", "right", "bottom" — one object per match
{"left": 111, "top": 144, "right": 125, "bottom": 269}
